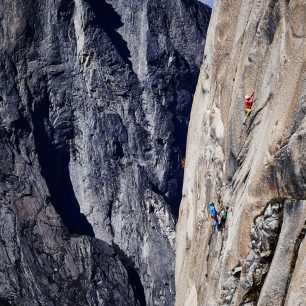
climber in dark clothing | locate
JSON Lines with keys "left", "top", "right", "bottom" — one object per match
{"left": 220, "top": 206, "right": 228, "bottom": 231}
{"left": 209, "top": 201, "right": 220, "bottom": 232}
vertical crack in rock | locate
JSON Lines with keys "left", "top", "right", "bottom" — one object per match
{"left": 30, "top": 90, "right": 95, "bottom": 237}
{"left": 220, "top": 200, "right": 306, "bottom": 306}
{"left": 263, "top": 0, "right": 282, "bottom": 44}
{"left": 237, "top": 202, "right": 284, "bottom": 305}
{"left": 257, "top": 200, "right": 306, "bottom": 305}
{"left": 282, "top": 218, "right": 306, "bottom": 305}
{"left": 113, "top": 243, "right": 147, "bottom": 306}
{"left": 85, "top": 0, "right": 132, "bottom": 67}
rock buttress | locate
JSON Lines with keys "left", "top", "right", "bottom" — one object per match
{"left": 0, "top": 0, "right": 211, "bottom": 305}
{"left": 176, "top": 0, "right": 306, "bottom": 305}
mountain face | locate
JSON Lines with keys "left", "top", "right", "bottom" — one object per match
{"left": 176, "top": 0, "right": 306, "bottom": 305}
{"left": 0, "top": 0, "right": 210, "bottom": 305}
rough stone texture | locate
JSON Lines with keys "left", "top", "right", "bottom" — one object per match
{"left": 0, "top": 171, "right": 136, "bottom": 306}
{"left": 0, "top": 0, "right": 210, "bottom": 305}
{"left": 176, "top": 0, "right": 306, "bottom": 305}
{"left": 257, "top": 201, "right": 306, "bottom": 306}
{"left": 284, "top": 223, "right": 306, "bottom": 306}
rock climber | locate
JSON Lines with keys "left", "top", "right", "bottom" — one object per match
{"left": 209, "top": 201, "right": 220, "bottom": 232}
{"left": 243, "top": 91, "right": 255, "bottom": 125}
{"left": 219, "top": 206, "right": 228, "bottom": 231}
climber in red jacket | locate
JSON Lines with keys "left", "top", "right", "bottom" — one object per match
{"left": 243, "top": 91, "right": 255, "bottom": 125}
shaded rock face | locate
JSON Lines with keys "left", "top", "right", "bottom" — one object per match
{"left": 176, "top": 0, "right": 306, "bottom": 305}
{"left": 0, "top": 0, "right": 210, "bottom": 305}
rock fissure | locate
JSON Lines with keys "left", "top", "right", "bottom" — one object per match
{"left": 31, "top": 98, "right": 95, "bottom": 237}
{"left": 240, "top": 202, "right": 283, "bottom": 305}
{"left": 113, "top": 243, "right": 147, "bottom": 306}
{"left": 281, "top": 219, "right": 306, "bottom": 305}
{"left": 85, "top": 0, "right": 132, "bottom": 68}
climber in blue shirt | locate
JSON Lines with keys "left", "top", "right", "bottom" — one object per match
{"left": 209, "top": 201, "right": 220, "bottom": 232}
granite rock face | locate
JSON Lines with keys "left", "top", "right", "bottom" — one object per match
{"left": 0, "top": 0, "right": 210, "bottom": 305}
{"left": 176, "top": 0, "right": 306, "bottom": 305}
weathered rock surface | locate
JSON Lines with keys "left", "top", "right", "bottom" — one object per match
{"left": 176, "top": 0, "right": 306, "bottom": 305}
{"left": 0, "top": 0, "right": 210, "bottom": 305}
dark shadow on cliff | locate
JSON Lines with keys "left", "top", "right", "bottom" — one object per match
{"left": 85, "top": 0, "right": 132, "bottom": 67}
{"left": 30, "top": 87, "right": 94, "bottom": 237}
{"left": 168, "top": 54, "right": 197, "bottom": 217}
{"left": 113, "top": 243, "right": 147, "bottom": 306}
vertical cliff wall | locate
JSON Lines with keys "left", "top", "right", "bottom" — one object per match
{"left": 176, "top": 0, "right": 306, "bottom": 305}
{"left": 0, "top": 0, "right": 210, "bottom": 305}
